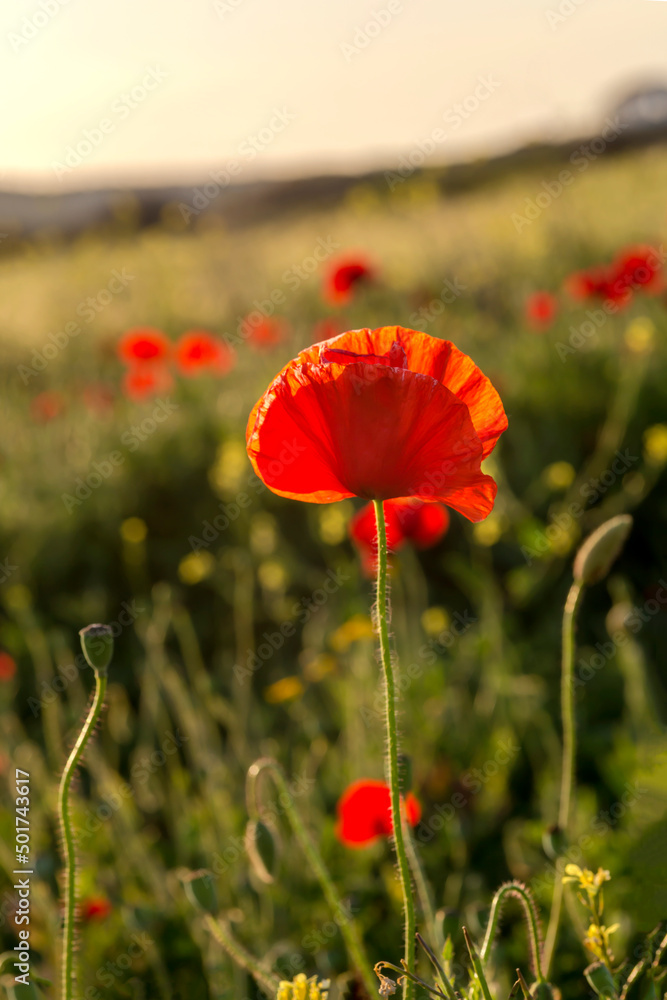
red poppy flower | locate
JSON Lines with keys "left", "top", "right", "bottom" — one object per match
{"left": 564, "top": 266, "right": 623, "bottom": 305}
{"left": 324, "top": 256, "right": 375, "bottom": 305}
{"left": 30, "top": 391, "right": 65, "bottom": 422}
{"left": 246, "top": 326, "right": 506, "bottom": 522}
{"left": 0, "top": 652, "right": 16, "bottom": 681}
{"left": 175, "top": 330, "right": 233, "bottom": 376}
{"left": 399, "top": 500, "right": 451, "bottom": 547}
{"left": 565, "top": 245, "right": 663, "bottom": 310}
{"left": 79, "top": 896, "right": 112, "bottom": 921}
{"left": 336, "top": 779, "right": 421, "bottom": 847}
{"left": 613, "top": 245, "right": 663, "bottom": 296}
{"left": 122, "top": 364, "right": 173, "bottom": 401}
{"left": 117, "top": 328, "right": 171, "bottom": 365}
{"left": 525, "top": 291, "right": 558, "bottom": 330}
{"left": 350, "top": 499, "right": 450, "bottom": 574}
{"left": 242, "top": 317, "right": 288, "bottom": 351}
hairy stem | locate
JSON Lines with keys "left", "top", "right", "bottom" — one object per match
{"left": 58, "top": 671, "right": 107, "bottom": 1000}
{"left": 481, "top": 880, "right": 544, "bottom": 982}
{"left": 374, "top": 499, "right": 417, "bottom": 1000}
{"left": 247, "top": 758, "right": 376, "bottom": 996}
{"left": 544, "top": 579, "right": 585, "bottom": 976}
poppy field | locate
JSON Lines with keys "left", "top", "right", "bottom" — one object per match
{"left": 1, "top": 143, "right": 667, "bottom": 1000}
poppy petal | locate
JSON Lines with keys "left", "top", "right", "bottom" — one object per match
{"left": 248, "top": 358, "right": 495, "bottom": 518}
{"left": 255, "top": 327, "right": 506, "bottom": 461}
{"left": 335, "top": 779, "right": 421, "bottom": 848}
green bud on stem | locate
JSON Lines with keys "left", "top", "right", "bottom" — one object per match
{"left": 79, "top": 623, "right": 114, "bottom": 675}
{"left": 573, "top": 516, "right": 632, "bottom": 587}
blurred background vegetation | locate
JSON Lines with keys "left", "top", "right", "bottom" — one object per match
{"left": 1, "top": 142, "right": 667, "bottom": 999}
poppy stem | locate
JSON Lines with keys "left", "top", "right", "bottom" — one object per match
{"left": 246, "top": 757, "right": 376, "bottom": 997}
{"left": 58, "top": 668, "right": 108, "bottom": 1000}
{"left": 543, "top": 579, "right": 585, "bottom": 976}
{"left": 373, "top": 499, "right": 417, "bottom": 1000}
{"left": 202, "top": 913, "right": 281, "bottom": 997}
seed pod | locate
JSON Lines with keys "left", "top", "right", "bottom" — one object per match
{"left": 179, "top": 869, "right": 218, "bottom": 915}
{"left": 584, "top": 962, "right": 618, "bottom": 999}
{"left": 573, "top": 516, "right": 633, "bottom": 587}
{"left": 245, "top": 819, "right": 278, "bottom": 884}
{"left": 79, "top": 623, "right": 114, "bottom": 674}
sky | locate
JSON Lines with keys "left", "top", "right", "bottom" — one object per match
{"left": 0, "top": 0, "right": 665, "bottom": 191}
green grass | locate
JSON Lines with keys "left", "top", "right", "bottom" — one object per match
{"left": 1, "top": 142, "right": 667, "bottom": 999}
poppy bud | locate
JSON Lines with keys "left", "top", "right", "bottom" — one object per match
{"left": 179, "top": 869, "right": 218, "bottom": 915}
{"left": 245, "top": 819, "right": 278, "bottom": 884}
{"left": 573, "top": 516, "right": 633, "bottom": 587}
{"left": 542, "top": 825, "right": 567, "bottom": 860}
{"left": 79, "top": 624, "right": 114, "bottom": 675}
{"left": 584, "top": 962, "right": 618, "bottom": 999}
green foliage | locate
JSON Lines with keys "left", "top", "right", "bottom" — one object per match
{"left": 1, "top": 145, "right": 667, "bottom": 997}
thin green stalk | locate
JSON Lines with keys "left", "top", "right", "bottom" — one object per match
{"left": 463, "top": 927, "right": 494, "bottom": 1000}
{"left": 416, "top": 933, "right": 459, "bottom": 1000}
{"left": 405, "top": 826, "right": 441, "bottom": 954}
{"left": 543, "top": 580, "right": 585, "bottom": 976}
{"left": 203, "top": 913, "right": 281, "bottom": 996}
{"left": 374, "top": 499, "right": 417, "bottom": 1000}
{"left": 247, "top": 758, "right": 376, "bottom": 996}
{"left": 58, "top": 670, "right": 107, "bottom": 1000}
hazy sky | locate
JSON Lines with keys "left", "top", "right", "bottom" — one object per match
{"left": 1, "top": 0, "right": 665, "bottom": 191}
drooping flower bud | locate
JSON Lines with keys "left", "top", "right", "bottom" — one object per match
{"left": 573, "top": 516, "right": 632, "bottom": 587}
{"left": 79, "top": 624, "right": 114, "bottom": 675}
{"left": 179, "top": 869, "right": 218, "bottom": 915}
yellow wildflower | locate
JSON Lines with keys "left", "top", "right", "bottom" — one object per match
{"left": 178, "top": 551, "right": 216, "bottom": 585}
{"left": 583, "top": 922, "right": 618, "bottom": 962}
{"left": 644, "top": 424, "right": 667, "bottom": 467}
{"left": 263, "top": 676, "right": 304, "bottom": 704}
{"left": 543, "top": 461, "right": 576, "bottom": 490}
{"left": 276, "top": 974, "right": 329, "bottom": 1000}
{"left": 562, "top": 864, "right": 610, "bottom": 896}
{"left": 329, "top": 614, "right": 374, "bottom": 651}
{"left": 120, "top": 516, "right": 147, "bottom": 543}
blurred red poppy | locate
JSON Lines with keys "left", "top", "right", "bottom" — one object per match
{"left": 613, "top": 245, "right": 663, "bottom": 296}
{"left": 525, "top": 291, "right": 558, "bottom": 330}
{"left": 350, "top": 499, "right": 450, "bottom": 574}
{"left": 79, "top": 896, "right": 112, "bottom": 921}
{"left": 175, "top": 330, "right": 233, "bottom": 376}
{"left": 31, "top": 391, "right": 65, "bottom": 422}
{"left": 242, "top": 317, "right": 288, "bottom": 351}
{"left": 565, "top": 245, "right": 663, "bottom": 309}
{"left": 247, "top": 326, "right": 506, "bottom": 521}
{"left": 0, "top": 652, "right": 17, "bottom": 681}
{"left": 118, "top": 328, "right": 171, "bottom": 365}
{"left": 122, "top": 365, "right": 173, "bottom": 401}
{"left": 336, "top": 779, "right": 421, "bottom": 847}
{"left": 324, "top": 256, "right": 375, "bottom": 305}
